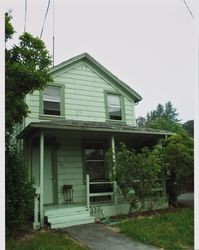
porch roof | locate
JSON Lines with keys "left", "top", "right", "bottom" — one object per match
{"left": 18, "top": 119, "right": 174, "bottom": 139}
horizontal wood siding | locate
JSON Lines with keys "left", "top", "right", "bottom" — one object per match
{"left": 56, "top": 138, "right": 85, "bottom": 204}
{"left": 24, "top": 62, "right": 136, "bottom": 126}
{"left": 61, "top": 64, "right": 113, "bottom": 122}
{"left": 124, "top": 98, "right": 136, "bottom": 126}
{"left": 25, "top": 91, "right": 40, "bottom": 125}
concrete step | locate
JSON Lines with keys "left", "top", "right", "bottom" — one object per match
{"left": 46, "top": 210, "right": 90, "bottom": 220}
{"left": 49, "top": 212, "right": 93, "bottom": 224}
{"left": 44, "top": 206, "right": 88, "bottom": 217}
{"left": 50, "top": 217, "right": 95, "bottom": 229}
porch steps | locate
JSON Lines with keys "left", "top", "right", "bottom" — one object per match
{"left": 44, "top": 206, "right": 95, "bottom": 229}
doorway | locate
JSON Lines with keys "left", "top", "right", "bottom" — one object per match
{"left": 31, "top": 145, "right": 57, "bottom": 205}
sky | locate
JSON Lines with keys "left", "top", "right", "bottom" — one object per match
{"left": 4, "top": 0, "right": 198, "bottom": 123}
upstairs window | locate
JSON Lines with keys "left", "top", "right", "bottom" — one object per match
{"left": 107, "top": 94, "right": 122, "bottom": 120}
{"left": 43, "top": 86, "right": 61, "bottom": 116}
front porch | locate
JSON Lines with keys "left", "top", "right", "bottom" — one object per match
{"left": 19, "top": 120, "right": 171, "bottom": 229}
{"left": 33, "top": 172, "right": 167, "bottom": 229}
{"left": 33, "top": 174, "right": 119, "bottom": 229}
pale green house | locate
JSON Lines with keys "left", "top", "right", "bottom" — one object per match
{"left": 18, "top": 53, "right": 170, "bottom": 229}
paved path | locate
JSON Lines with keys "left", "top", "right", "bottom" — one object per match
{"left": 66, "top": 223, "right": 158, "bottom": 250}
{"left": 177, "top": 192, "right": 194, "bottom": 207}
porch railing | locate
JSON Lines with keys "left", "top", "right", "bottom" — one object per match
{"left": 86, "top": 175, "right": 117, "bottom": 210}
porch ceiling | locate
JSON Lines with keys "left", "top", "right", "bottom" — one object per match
{"left": 18, "top": 119, "right": 174, "bottom": 141}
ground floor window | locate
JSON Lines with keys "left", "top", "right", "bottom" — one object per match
{"left": 83, "top": 141, "right": 112, "bottom": 202}
{"left": 84, "top": 141, "right": 106, "bottom": 180}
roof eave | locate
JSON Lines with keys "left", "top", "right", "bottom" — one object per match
{"left": 48, "top": 53, "right": 142, "bottom": 103}
{"left": 17, "top": 122, "right": 174, "bottom": 139}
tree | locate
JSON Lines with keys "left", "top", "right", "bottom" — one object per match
{"left": 106, "top": 144, "right": 161, "bottom": 214}
{"left": 155, "top": 134, "right": 194, "bottom": 206}
{"left": 136, "top": 102, "right": 185, "bottom": 134}
{"left": 135, "top": 102, "right": 194, "bottom": 206}
{"left": 5, "top": 13, "right": 52, "bottom": 235}
{"left": 5, "top": 13, "right": 52, "bottom": 136}
{"left": 146, "top": 101, "right": 179, "bottom": 124}
{"left": 182, "top": 120, "right": 194, "bottom": 138}
{"left": 136, "top": 116, "right": 146, "bottom": 127}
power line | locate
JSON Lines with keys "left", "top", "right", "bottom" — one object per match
{"left": 24, "top": 0, "right": 28, "bottom": 32}
{"left": 40, "top": 0, "right": 51, "bottom": 38}
{"left": 182, "top": 0, "right": 194, "bottom": 19}
{"left": 53, "top": 0, "right": 55, "bottom": 66}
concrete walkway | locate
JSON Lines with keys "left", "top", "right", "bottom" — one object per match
{"left": 66, "top": 223, "right": 158, "bottom": 250}
{"left": 177, "top": 192, "right": 194, "bottom": 207}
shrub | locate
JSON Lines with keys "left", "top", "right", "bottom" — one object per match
{"left": 6, "top": 142, "right": 34, "bottom": 236}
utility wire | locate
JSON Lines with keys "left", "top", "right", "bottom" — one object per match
{"left": 53, "top": 0, "right": 55, "bottom": 66}
{"left": 40, "top": 0, "right": 51, "bottom": 38}
{"left": 182, "top": 0, "right": 194, "bottom": 19}
{"left": 24, "top": 0, "right": 28, "bottom": 32}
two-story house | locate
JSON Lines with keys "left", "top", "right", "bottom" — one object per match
{"left": 18, "top": 53, "right": 170, "bottom": 229}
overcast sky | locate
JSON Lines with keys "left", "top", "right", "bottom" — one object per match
{"left": 5, "top": 0, "right": 198, "bottom": 123}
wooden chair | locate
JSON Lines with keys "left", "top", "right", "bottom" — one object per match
{"left": 63, "top": 185, "right": 73, "bottom": 204}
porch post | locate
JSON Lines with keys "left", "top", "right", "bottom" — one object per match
{"left": 86, "top": 174, "right": 90, "bottom": 211}
{"left": 33, "top": 185, "right": 40, "bottom": 229}
{"left": 40, "top": 132, "right": 44, "bottom": 227}
{"left": 27, "top": 140, "right": 32, "bottom": 180}
{"left": 111, "top": 135, "right": 116, "bottom": 166}
{"left": 111, "top": 135, "right": 117, "bottom": 205}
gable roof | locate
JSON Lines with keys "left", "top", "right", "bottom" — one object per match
{"left": 49, "top": 53, "right": 142, "bottom": 103}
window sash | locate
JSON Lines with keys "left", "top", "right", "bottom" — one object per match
{"left": 107, "top": 94, "right": 120, "bottom": 106}
{"left": 84, "top": 143, "right": 106, "bottom": 180}
{"left": 107, "top": 94, "right": 122, "bottom": 120}
{"left": 43, "top": 86, "right": 60, "bottom": 102}
{"left": 43, "top": 85, "right": 61, "bottom": 115}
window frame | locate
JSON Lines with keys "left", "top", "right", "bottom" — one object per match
{"left": 82, "top": 140, "right": 108, "bottom": 184}
{"left": 104, "top": 90, "right": 125, "bottom": 122}
{"left": 40, "top": 83, "right": 65, "bottom": 119}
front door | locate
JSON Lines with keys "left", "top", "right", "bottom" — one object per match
{"left": 31, "top": 145, "right": 55, "bottom": 204}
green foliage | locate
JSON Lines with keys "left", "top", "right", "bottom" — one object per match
{"left": 6, "top": 232, "right": 89, "bottom": 250}
{"left": 147, "top": 117, "right": 186, "bottom": 134}
{"left": 6, "top": 143, "right": 34, "bottom": 236}
{"left": 136, "top": 101, "right": 186, "bottom": 134}
{"left": 136, "top": 116, "right": 146, "bottom": 127}
{"left": 5, "top": 13, "right": 52, "bottom": 236}
{"left": 182, "top": 120, "right": 194, "bottom": 138}
{"left": 147, "top": 101, "right": 179, "bottom": 123}
{"left": 106, "top": 143, "right": 161, "bottom": 214}
{"left": 158, "top": 134, "right": 194, "bottom": 191}
{"left": 118, "top": 208, "right": 194, "bottom": 249}
{"left": 5, "top": 12, "right": 15, "bottom": 42}
{"left": 136, "top": 101, "right": 193, "bottom": 203}
{"left": 5, "top": 13, "right": 52, "bottom": 135}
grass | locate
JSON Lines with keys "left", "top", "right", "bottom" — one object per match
{"left": 117, "top": 208, "right": 194, "bottom": 250}
{"left": 6, "top": 231, "right": 89, "bottom": 250}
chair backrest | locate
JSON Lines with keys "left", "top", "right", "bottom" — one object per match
{"left": 63, "top": 184, "right": 73, "bottom": 191}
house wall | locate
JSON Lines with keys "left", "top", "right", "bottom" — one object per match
{"left": 25, "top": 62, "right": 136, "bottom": 126}
{"left": 30, "top": 135, "right": 86, "bottom": 205}
{"left": 56, "top": 136, "right": 86, "bottom": 204}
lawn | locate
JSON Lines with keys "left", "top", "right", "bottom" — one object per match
{"left": 117, "top": 208, "right": 194, "bottom": 250}
{"left": 6, "top": 231, "right": 89, "bottom": 250}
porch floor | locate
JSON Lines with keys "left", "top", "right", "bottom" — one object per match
{"left": 44, "top": 203, "right": 85, "bottom": 211}
{"left": 44, "top": 200, "right": 116, "bottom": 212}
